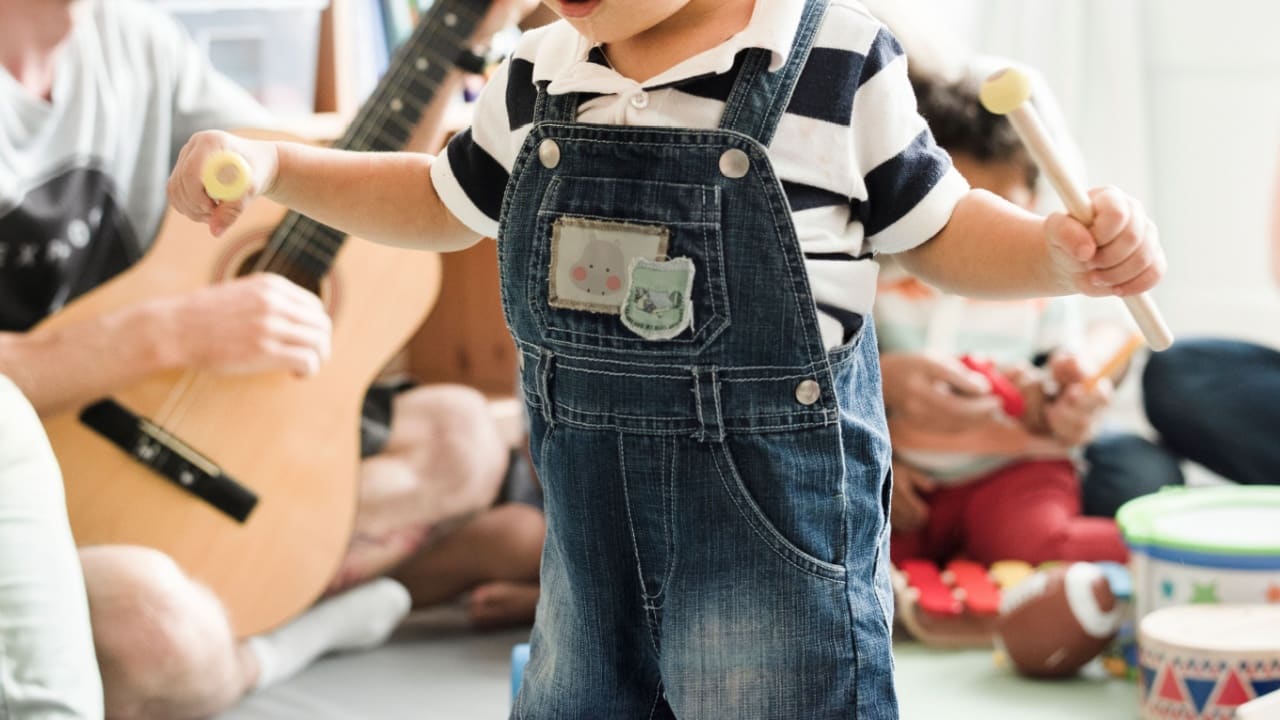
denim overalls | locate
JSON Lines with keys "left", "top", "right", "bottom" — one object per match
{"left": 502, "top": 1, "right": 896, "bottom": 717}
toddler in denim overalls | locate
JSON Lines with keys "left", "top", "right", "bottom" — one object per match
{"left": 169, "top": 0, "right": 1168, "bottom": 717}
{"left": 503, "top": 1, "right": 897, "bottom": 716}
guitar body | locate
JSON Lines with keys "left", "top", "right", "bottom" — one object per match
{"left": 39, "top": 132, "right": 442, "bottom": 637}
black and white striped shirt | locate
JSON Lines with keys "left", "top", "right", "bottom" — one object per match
{"left": 431, "top": 0, "right": 969, "bottom": 348}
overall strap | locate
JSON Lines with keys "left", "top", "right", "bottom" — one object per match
{"left": 718, "top": 0, "right": 829, "bottom": 146}
{"left": 533, "top": 80, "right": 580, "bottom": 124}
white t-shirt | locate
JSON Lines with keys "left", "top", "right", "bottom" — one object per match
{"left": 875, "top": 257, "right": 1083, "bottom": 482}
{"left": 0, "top": 0, "right": 271, "bottom": 331}
{"left": 431, "top": 0, "right": 970, "bottom": 349}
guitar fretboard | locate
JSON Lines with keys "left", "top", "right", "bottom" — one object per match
{"left": 260, "top": 0, "right": 490, "bottom": 281}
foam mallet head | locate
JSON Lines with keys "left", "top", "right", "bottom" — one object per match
{"left": 201, "top": 151, "right": 253, "bottom": 202}
{"left": 979, "top": 67, "right": 1174, "bottom": 352}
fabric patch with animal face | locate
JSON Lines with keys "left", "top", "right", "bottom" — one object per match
{"left": 621, "top": 257, "right": 695, "bottom": 340}
{"left": 548, "top": 217, "right": 669, "bottom": 314}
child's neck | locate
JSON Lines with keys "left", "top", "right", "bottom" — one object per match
{"left": 603, "top": 0, "right": 756, "bottom": 83}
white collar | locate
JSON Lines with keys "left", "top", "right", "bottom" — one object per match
{"left": 538, "top": 0, "right": 805, "bottom": 96}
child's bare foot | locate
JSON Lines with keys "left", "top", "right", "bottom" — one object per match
{"left": 467, "top": 580, "right": 539, "bottom": 629}
{"left": 328, "top": 524, "right": 432, "bottom": 595}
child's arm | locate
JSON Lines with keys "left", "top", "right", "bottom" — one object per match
{"left": 897, "top": 187, "right": 1164, "bottom": 301}
{"left": 168, "top": 130, "right": 481, "bottom": 252}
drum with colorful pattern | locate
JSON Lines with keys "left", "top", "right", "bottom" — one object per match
{"left": 1137, "top": 605, "right": 1280, "bottom": 719}
{"left": 1117, "top": 486, "right": 1280, "bottom": 621}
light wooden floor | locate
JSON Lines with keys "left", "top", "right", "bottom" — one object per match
{"left": 219, "top": 608, "right": 1139, "bottom": 720}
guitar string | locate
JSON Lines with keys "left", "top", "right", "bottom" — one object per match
{"left": 151, "top": 2, "right": 485, "bottom": 449}
{"left": 154, "top": 35, "right": 465, "bottom": 434}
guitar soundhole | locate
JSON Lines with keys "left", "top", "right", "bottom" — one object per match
{"left": 235, "top": 249, "right": 323, "bottom": 297}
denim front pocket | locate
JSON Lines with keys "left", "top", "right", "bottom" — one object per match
{"left": 530, "top": 175, "right": 729, "bottom": 357}
{"left": 711, "top": 426, "right": 848, "bottom": 582}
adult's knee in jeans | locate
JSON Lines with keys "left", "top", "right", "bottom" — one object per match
{"left": 81, "top": 546, "right": 243, "bottom": 718}
{"left": 1142, "top": 342, "right": 1215, "bottom": 433}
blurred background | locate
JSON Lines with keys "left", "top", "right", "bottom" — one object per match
{"left": 912, "top": 0, "right": 1280, "bottom": 345}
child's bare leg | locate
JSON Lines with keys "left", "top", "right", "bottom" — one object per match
{"left": 393, "top": 503, "right": 544, "bottom": 626}
{"left": 330, "top": 385, "right": 508, "bottom": 593}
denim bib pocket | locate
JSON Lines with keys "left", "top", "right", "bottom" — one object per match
{"left": 530, "top": 175, "right": 729, "bottom": 356}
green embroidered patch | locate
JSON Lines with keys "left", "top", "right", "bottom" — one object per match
{"left": 621, "top": 257, "right": 695, "bottom": 340}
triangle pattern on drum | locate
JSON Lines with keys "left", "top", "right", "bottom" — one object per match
{"left": 1184, "top": 677, "right": 1217, "bottom": 713}
{"left": 1216, "top": 671, "right": 1252, "bottom": 707}
{"left": 1158, "top": 668, "right": 1186, "bottom": 703}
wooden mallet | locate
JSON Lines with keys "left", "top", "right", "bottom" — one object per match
{"left": 979, "top": 68, "right": 1174, "bottom": 352}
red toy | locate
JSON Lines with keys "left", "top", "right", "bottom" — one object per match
{"left": 996, "top": 562, "right": 1122, "bottom": 678}
{"left": 893, "top": 559, "right": 1003, "bottom": 648}
{"left": 960, "top": 354, "right": 1026, "bottom": 418}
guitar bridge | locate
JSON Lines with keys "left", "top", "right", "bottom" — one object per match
{"left": 80, "top": 400, "right": 258, "bottom": 523}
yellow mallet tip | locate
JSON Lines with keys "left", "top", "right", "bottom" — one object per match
{"left": 979, "top": 68, "right": 1033, "bottom": 116}
{"left": 201, "top": 151, "right": 252, "bottom": 202}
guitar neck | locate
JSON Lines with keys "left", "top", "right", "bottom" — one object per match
{"left": 265, "top": 0, "right": 490, "bottom": 278}
{"left": 337, "top": 0, "right": 488, "bottom": 152}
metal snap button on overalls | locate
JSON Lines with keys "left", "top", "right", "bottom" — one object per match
{"left": 794, "top": 379, "right": 821, "bottom": 405}
{"left": 538, "top": 139, "right": 561, "bottom": 168}
{"left": 719, "top": 148, "right": 749, "bottom": 178}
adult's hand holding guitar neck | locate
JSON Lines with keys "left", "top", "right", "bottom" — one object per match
{"left": 169, "top": 130, "right": 279, "bottom": 237}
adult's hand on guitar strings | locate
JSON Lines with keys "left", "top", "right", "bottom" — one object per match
{"left": 169, "top": 130, "right": 279, "bottom": 238}
{"left": 159, "top": 274, "right": 332, "bottom": 378}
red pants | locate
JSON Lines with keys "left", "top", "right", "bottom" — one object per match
{"left": 889, "top": 459, "right": 1128, "bottom": 567}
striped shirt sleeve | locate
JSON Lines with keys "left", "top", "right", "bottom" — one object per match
{"left": 430, "top": 56, "right": 521, "bottom": 239}
{"left": 849, "top": 27, "right": 969, "bottom": 255}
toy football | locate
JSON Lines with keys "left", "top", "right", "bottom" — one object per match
{"left": 996, "top": 562, "right": 1122, "bottom": 678}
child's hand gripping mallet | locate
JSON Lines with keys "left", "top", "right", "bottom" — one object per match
{"left": 979, "top": 68, "right": 1174, "bottom": 352}
{"left": 200, "top": 150, "right": 253, "bottom": 202}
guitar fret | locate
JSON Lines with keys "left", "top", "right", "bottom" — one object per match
{"left": 271, "top": 0, "right": 486, "bottom": 275}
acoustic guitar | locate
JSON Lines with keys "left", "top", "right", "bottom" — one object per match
{"left": 37, "top": 0, "right": 491, "bottom": 637}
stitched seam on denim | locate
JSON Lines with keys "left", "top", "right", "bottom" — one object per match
{"left": 561, "top": 404, "right": 836, "bottom": 424}
{"left": 547, "top": 364, "right": 830, "bottom": 384}
{"left": 718, "top": 49, "right": 769, "bottom": 135}
{"left": 547, "top": 411, "right": 838, "bottom": 433}
{"left": 549, "top": 401, "right": 832, "bottom": 422}
{"left": 533, "top": 341, "right": 832, "bottom": 373}
{"left": 755, "top": 164, "right": 821, "bottom": 358}
{"left": 537, "top": 351, "right": 554, "bottom": 424}
{"left": 658, "top": 437, "right": 678, "bottom": 603}
{"left": 647, "top": 682, "right": 664, "bottom": 720}
{"left": 535, "top": 122, "right": 763, "bottom": 145}
{"left": 618, "top": 436, "right": 665, "bottom": 658}
{"left": 692, "top": 370, "right": 706, "bottom": 440}
{"left": 759, "top": 0, "right": 828, "bottom": 148}
{"left": 536, "top": 403, "right": 554, "bottom": 479}
{"left": 710, "top": 444, "right": 846, "bottom": 582}
{"left": 835, "top": 419, "right": 850, "bottom": 570}
{"left": 536, "top": 211, "right": 719, "bottom": 229}
{"left": 710, "top": 368, "right": 726, "bottom": 441}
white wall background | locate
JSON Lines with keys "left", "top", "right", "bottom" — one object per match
{"left": 906, "top": 0, "right": 1280, "bottom": 346}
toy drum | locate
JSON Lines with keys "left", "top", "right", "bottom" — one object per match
{"left": 1117, "top": 486, "right": 1280, "bottom": 621}
{"left": 1137, "top": 605, "right": 1280, "bottom": 719}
